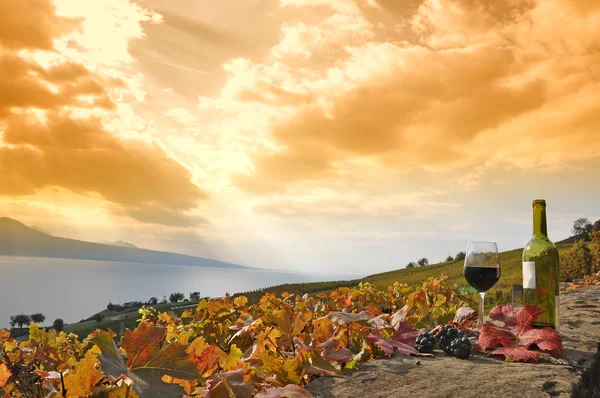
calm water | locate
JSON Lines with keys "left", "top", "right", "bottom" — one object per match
{"left": 0, "top": 256, "right": 359, "bottom": 329}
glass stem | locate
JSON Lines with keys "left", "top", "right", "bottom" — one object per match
{"left": 478, "top": 292, "right": 485, "bottom": 328}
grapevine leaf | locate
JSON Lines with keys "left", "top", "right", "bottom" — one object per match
{"left": 263, "top": 309, "right": 293, "bottom": 334}
{"left": 312, "top": 318, "right": 334, "bottom": 344}
{"left": 367, "top": 322, "right": 432, "bottom": 358}
{"left": 453, "top": 307, "right": 477, "bottom": 327}
{"left": 256, "top": 351, "right": 304, "bottom": 386}
{"left": 324, "top": 311, "right": 372, "bottom": 325}
{"left": 234, "top": 296, "right": 249, "bottom": 308}
{"left": 475, "top": 304, "right": 563, "bottom": 362}
{"left": 487, "top": 305, "right": 519, "bottom": 328}
{"left": 187, "top": 339, "right": 227, "bottom": 377}
{"left": 205, "top": 369, "right": 255, "bottom": 398}
{"left": 88, "top": 330, "right": 127, "bottom": 378}
{"left": 365, "top": 306, "right": 382, "bottom": 317}
{"left": 219, "top": 344, "right": 243, "bottom": 371}
{"left": 368, "top": 315, "right": 390, "bottom": 330}
{"left": 63, "top": 350, "right": 104, "bottom": 398}
{"left": 303, "top": 348, "right": 341, "bottom": 377}
{"left": 488, "top": 346, "right": 539, "bottom": 363}
{"left": 390, "top": 304, "right": 408, "bottom": 328}
{"left": 0, "top": 329, "right": 11, "bottom": 345}
{"left": 474, "top": 325, "right": 514, "bottom": 352}
{"left": 91, "top": 325, "right": 199, "bottom": 397}
{"left": 336, "top": 296, "right": 352, "bottom": 307}
{"left": 0, "top": 363, "right": 11, "bottom": 387}
{"left": 257, "top": 384, "right": 314, "bottom": 398}
{"left": 318, "top": 339, "right": 353, "bottom": 363}
{"left": 292, "top": 316, "right": 308, "bottom": 336}
{"left": 161, "top": 375, "right": 195, "bottom": 396}
{"left": 121, "top": 322, "right": 167, "bottom": 369}
{"left": 94, "top": 378, "right": 140, "bottom": 398}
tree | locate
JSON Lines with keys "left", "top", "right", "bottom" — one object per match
{"left": 594, "top": 219, "right": 600, "bottom": 232}
{"left": 148, "top": 297, "right": 158, "bottom": 305}
{"left": 446, "top": 255, "right": 454, "bottom": 262}
{"left": 189, "top": 291, "right": 201, "bottom": 300}
{"left": 53, "top": 318, "right": 64, "bottom": 332}
{"left": 169, "top": 292, "right": 185, "bottom": 303}
{"left": 30, "top": 313, "right": 45, "bottom": 324}
{"left": 572, "top": 217, "right": 592, "bottom": 236}
{"left": 406, "top": 262, "right": 416, "bottom": 269}
{"left": 455, "top": 251, "right": 466, "bottom": 261}
{"left": 107, "top": 302, "right": 114, "bottom": 311}
{"left": 418, "top": 258, "right": 429, "bottom": 267}
{"left": 590, "top": 231, "right": 600, "bottom": 274}
{"left": 586, "top": 223, "right": 594, "bottom": 234}
{"left": 560, "top": 240, "right": 593, "bottom": 281}
{"left": 92, "top": 314, "right": 103, "bottom": 324}
{"left": 10, "top": 314, "right": 31, "bottom": 329}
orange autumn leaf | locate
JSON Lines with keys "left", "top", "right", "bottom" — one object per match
{"left": 0, "top": 363, "right": 11, "bottom": 388}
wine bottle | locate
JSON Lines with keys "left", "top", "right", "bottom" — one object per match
{"left": 522, "top": 199, "right": 560, "bottom": 329}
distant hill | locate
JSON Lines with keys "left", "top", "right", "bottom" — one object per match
{"left": 0, "top": 217, "right": 249, "bottom": 269}
{"left": 97, "top": 239, "right": 138, "bottom": 249}
{"left": 234, "top": 239, "right": 577, "bottom": 304}
{"left": 555, "top": 234, "right": 590, "bottom": 244}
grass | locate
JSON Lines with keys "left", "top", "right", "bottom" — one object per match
{"left": 64, "top": 242, "right": 576, "bottom": 336}
{"left": 233, "top": 243, "right": 575, "bottom": 310}
{"left": 64, "top": 300, "right": 201, "bottom": 338}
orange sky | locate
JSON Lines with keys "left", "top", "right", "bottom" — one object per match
{"left": 1, "top": 0, "right": 599, "bottom": 273}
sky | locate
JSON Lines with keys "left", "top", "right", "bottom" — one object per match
{"left": 1, "top": 0, "right": 599, "bottom": 275}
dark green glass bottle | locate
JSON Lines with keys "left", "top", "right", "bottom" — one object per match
{"left": 522, "top": 199, "right": 560, "bottom": 329}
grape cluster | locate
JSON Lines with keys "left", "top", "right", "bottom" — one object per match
{"left": 436, "top": 324, "right": 459, "bottom": 354}
{"left": 430, "top": 325, "right": 472, "bottom": 360}
{"left": 414, "top": 331, "right": 436, "bottom": 353}
{"left": 449, "top": 334, "right": 472, "bottom": 359}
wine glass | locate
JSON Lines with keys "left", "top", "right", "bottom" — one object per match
{"left": 463, "top": 242, "right": 501, "bottom": 328}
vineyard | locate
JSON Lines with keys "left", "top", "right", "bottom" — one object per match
{"left": 0, "top": 272, "right": 577, "bottom": 398}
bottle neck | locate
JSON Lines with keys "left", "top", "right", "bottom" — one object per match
{"left": 533, "top": 204, "right": 548, "bottom": 238}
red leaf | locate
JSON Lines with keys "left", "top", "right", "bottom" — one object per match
{"left": 475, "top": 304, "right": 563, "bottom": 362}
{"left": 488, "top": 347, "right": 539, "bottom": 363}
{"left": 367, "top": 322, "right": 432, "bottom": 358}
{"left": 205, "top": 369, "right": 256, "bottom": 398}
{"left": 318, "top": 339, "right": 354, "bottom": 363}
{"left": 474, "top": 324, "right": 514, "bottom": 352}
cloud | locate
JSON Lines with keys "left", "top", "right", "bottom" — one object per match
{"left": 0, "top": 0, "right": 81, "bottom": 50}
{"left": 0, "top": 0, "right": 205, "bottom": 226}
{"left": 253, "top": 190, "right": 460, "bottom": 221}
{"left": 222, "top": 0, "right": 600, "bottom": 198}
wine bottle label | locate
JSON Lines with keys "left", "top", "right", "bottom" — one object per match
{"left": 523, "top": 261, "right": 536, "bottom": 289}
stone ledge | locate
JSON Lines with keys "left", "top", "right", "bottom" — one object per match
{"left": 306, "top": 286, "right": 600, "bottom": 398}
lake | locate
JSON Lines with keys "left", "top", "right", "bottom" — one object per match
{"left": 0, "top": 256, "right": 360, "bottom": 329}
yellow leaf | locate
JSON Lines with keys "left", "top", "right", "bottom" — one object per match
{"left": 64, "top": 351, "right": 104, "bottom": 398}
{"left": 234, "top": 296, "right": 248, "bottom": 308}
{"left": 219, "top": 344, "right": 243, "bottom": 371}
{"left": 263, "top": 309, "right": 292, "bottom": 334}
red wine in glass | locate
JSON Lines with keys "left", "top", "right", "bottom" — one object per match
{"left": 463, "top": 242, "right": 501, "bottom": 328}
{"left": 464, "top": 267, "right": 501, "bottom": 292}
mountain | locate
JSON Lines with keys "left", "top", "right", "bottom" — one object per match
{"left": 0, "top": 217, "right": 249, "bottom": 269}
{"left": 97, "top": 239, "right": 138, "bottom": 249}
{"left": 31, "top": 225, "right": 52, "bottom": 235}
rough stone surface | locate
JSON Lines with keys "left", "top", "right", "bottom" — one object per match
{"left": 306, "top": 286, "right": 600, "bottom": 398}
